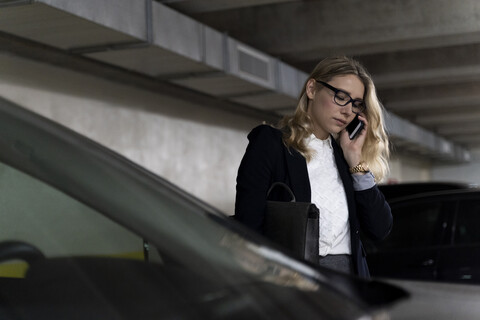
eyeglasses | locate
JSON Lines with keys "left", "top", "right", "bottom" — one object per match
{"left": 315, "top": 80, "right": 366, "bottom": 114}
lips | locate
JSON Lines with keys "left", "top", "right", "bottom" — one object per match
{"left": 333, "top": 118, "right": 347, "bottom": 126}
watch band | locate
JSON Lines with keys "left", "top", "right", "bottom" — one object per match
{"left": 349, "top": 161, "right": 369, "bottom": 174}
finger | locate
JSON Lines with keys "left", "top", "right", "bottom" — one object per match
{"left": 357, "top": 114, "right": 368, "bottom": 125}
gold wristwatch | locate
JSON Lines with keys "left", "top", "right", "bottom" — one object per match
{"left": 349, "top": 161, "right": 369, "bottom": 174}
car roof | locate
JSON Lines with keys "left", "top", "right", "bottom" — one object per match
{"left": 378, "top": 182, "right": 477, "bottom": 201}
{"left": 387, "top": 187, "right": 480, "bottom": 205}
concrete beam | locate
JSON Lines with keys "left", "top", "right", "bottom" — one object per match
{"left": 360, "top": 43, "right": 480, "bottom": 75}
{"left": 159, "top": 0, "right": 300, "bottom": 13}
{"left": 0, "top": 0, "right": 145, "bottom": 49}
{"left": 451, "top": 135, "right": 480, "bottom": 144}
{"left": 193, "top": 0, "right": 480, "bottom": 59}
{"left": 384, "top": 96, "right": 480, "bottom": 113}
{"left": 416, "top": 110, "right": 480, "bottom": 126}
{"left": 0, "top": 30, "right": 281, "bottom": 123}
{"left": 378, "top": 81, "right": 480, "bottom": 114}
{"left": 386, "top": 112, "right": 471, "bottom": 162}
{"left": 438, "top": 123, "right": 480, "bottom": 136}
{"left": 374, "top": 65, "right": 480, "bottom": 90}
{"left": 39, "top": 0, "right": 148, "bottom": 41}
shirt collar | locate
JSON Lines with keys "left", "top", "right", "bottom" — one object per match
{"left": 306, "top": 133, "right": 333, "bottom": 149}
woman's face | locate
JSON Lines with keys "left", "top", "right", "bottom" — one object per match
{"left": 306, "top": 74, "right": 365, "bottom": 140}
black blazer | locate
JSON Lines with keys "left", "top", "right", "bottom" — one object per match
{"left": 234, "top": 125, "right": 392, "bottom": 278}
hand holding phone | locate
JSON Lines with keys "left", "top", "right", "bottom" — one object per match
{"left": 346, "top": 114, "right": 364, "bottom": 140}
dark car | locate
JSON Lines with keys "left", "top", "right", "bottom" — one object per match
{"left": 378, "top": 182, "right": 475, "bottom": 201}
{"left": 365, "top": 188, "right": 480, "bottom": 284}
{"left": 0, "top": 97, "right": 412, "bottom": 319}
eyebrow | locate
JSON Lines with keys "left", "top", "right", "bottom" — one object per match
{"left": 317, "top": 80, "right": 364, "bottom": 100}
{"left": 337, "top": 87, "right": 364, "bottom": 101}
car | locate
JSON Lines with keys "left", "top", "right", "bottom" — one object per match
{"left": 365, "top": 188, "right": 480, "bottom": 285}
{"left": 0, "top": 97, "right": 413, "bottom": 319}
{"left": 5, "top": 96, "right": 480, "bottom": 319}
{"left": 378, "top": 181, "right": 475, "bottom": 201}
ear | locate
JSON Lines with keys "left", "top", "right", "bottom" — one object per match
{"left": 306, "top": 78, "right": 317, "bottom": 99}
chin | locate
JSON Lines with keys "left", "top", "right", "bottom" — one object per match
{"left": 329, "top": 130, "right": 340, "bottom": 138}
{"left": 330, "top": 127, "right": 343, "bottom": 135}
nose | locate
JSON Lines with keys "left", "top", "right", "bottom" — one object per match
{"left": 340, "top": 103, "right": 353, "bottom": 116}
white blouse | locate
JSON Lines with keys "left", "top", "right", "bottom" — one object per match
{"left": 305, "top": 134, "right": 351, "bottom": 256}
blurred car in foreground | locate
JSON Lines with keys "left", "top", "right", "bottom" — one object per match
{"left": 365, "top": 188, "right": 480, "bottom": 285}
{"left": 1, "top": 96, "right": 480, "bottom": 319}
{"left": 0, "top": 97, "right": 407, "bottom": 319}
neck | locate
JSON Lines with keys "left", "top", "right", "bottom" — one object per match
{"left": 312, "top": 128, "right": 329, "bottom": 140}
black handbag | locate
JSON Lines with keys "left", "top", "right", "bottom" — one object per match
{"left": 264, "top": 182, "right": 319, "bottom": 264}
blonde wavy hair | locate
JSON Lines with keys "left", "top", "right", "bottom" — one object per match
{"left": 278, "top": 56, "right": 390, "bottom": 182}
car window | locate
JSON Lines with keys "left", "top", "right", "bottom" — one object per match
{"left": 454, "top": 200, "right": 480, "bottom": 245}
{"left": 376, "top": 200, "right": 451, "bottom": 251}
{"left": 0, "top": 161, "right": 148, "bottom": 277}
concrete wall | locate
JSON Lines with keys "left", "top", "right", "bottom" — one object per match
{"left": 1, "top": 52, "right": 476, "bottom": 216}
{"left": 386, "top": 154, "right": 432, "bottom": 184}
{"left": 0, "top": 53, "right": 260, "bottom": 215}
{"left": 432, "top": 148, "right": 480, "bottom": 185}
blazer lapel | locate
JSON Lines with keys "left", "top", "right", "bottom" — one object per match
{"left": 331, "top": 137, "right": 356, "bottom": 214}
{"left": 283, "top": 145, "right": 311, "bottom": 202}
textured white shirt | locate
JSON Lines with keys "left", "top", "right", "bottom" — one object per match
{"left": 306, "top": 134, "right": 351, "bottom": 256}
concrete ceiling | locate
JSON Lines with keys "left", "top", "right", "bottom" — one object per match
{"left": 162, "top": 0, "right": 480, "bottom": 157}
{"left": 0, "top": 0, "right": 476, "bottom": 163}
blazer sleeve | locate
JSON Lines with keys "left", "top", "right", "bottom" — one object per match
{"left": 355, "top": 185, "right": 393, "bottom": 242}
{"left": 234, "top": 125, "right": 282, "bottom": 233}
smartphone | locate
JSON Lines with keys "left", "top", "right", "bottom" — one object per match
{"left": 346, "top": 114, "right": 364, "bottom": 140}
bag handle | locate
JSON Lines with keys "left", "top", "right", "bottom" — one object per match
{"left": 266, "top": 182, "right": 296, "bottom": 202}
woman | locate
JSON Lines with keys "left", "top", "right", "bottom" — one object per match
{"left": 234, "top": 56, "right": 392, "bottom": 278}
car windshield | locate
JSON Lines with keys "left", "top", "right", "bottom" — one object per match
{"left": 0, "top": 157, "right": 315, "bottom": 285}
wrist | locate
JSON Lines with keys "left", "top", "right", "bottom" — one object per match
{"left": 349, "top": 161, "right": 369, "bottom": 174}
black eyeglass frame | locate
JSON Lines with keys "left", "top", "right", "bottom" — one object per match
{"left": 315, "top": 80, "right": 366, "bottom": 114}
